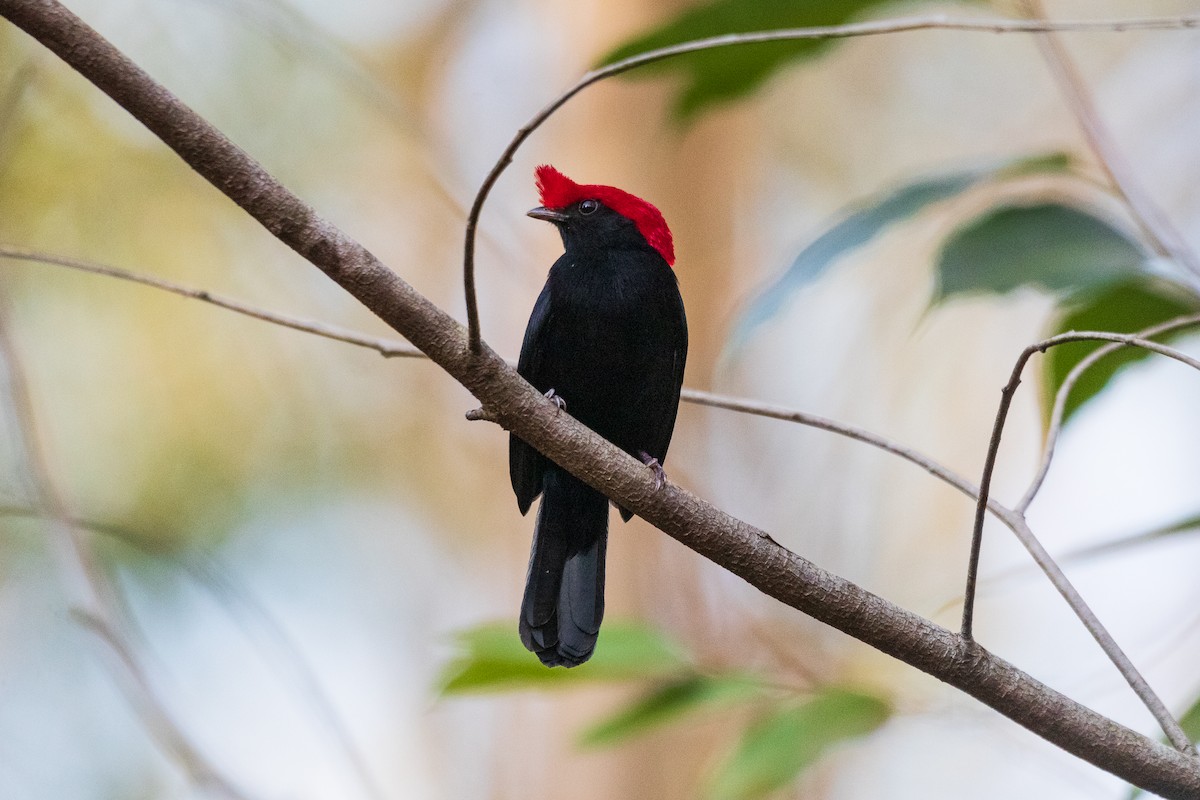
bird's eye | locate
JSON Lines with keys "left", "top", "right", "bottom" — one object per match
{"left": 579, "top": 199, "right": 599, "bottom": 215}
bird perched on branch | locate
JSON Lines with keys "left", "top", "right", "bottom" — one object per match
{"left": 510, "top": 165, "right": 688, "bottom": 667}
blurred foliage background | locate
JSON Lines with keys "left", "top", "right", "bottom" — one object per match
{"left": 1, "top": 0, "right": 1199, "bottom": 798}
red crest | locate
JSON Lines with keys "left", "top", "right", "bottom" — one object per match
{"left": 535, "top": 165, "right": 675, "bottom": 267}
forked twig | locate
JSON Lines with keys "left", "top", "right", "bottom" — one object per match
{"left": 1018, "top": 314, "right": 1200, "bottom": 512}
{"left": 961, "top": 326, "right": 1200, "bottom": 753}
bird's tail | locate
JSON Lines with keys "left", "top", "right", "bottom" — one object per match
{"left": 519, "top": 469, "right": 608, "bottom": 667}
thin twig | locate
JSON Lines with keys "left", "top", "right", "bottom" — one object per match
{"left": 962, "top": 352, "right": 1030, "bottom": 642}
{"left": 961, "top": 328, "right": 1200, "bottom": 753}
{"left": 1020, "top": 0, "right": 1200, "bottom": 284}
{"left": 992, "top": 514, "right": 1194, "bottom": 756}
{"left": 680, "top": 389, "right": 985, "bottom": 503}
{"left": 979, "top": 515, "right": 1200, "bottom": 590}
{"left": 1055, "top": 520, "right": 1200, "bottom": 566}
{"left": 1017, "top": 313, "right": 1200, "bottom": 513}
{"left": 0, "top": 299, "right": 253, "bottom": 798}
{"left": 460, "top": 10, "right": 1200, "bottom": 351}
{"left": 0, "top": 247, "right": 424, "bottom": 358}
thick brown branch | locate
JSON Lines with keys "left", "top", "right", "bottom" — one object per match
{"left": 3, "top": 2, "right": 1199, "bottom": 795}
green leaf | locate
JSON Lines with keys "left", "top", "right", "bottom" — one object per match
{"left": 934, "top": 203, "right": 1148, "bottom": 302}
{"left": 598, "top": 0, "right": 979, "bottom": 120}
{"left": 1042, "top": 277, "right": 1200, "bottom": 426}
{"left": 729, "top": 153, "right": 1071, "bottom": 348}
{"left": 438, "top": 620, "right": 688, "bottom": 694}
{"left": 1181, "top": 695, "right": 1200, "bottom": 745}
{"left": 580, "top": 673, "right": 765, "bottom": 747}
{"left": 707, "top": 689, "right": 891, "bottom": 800}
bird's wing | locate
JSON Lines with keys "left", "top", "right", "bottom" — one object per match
{"left": 644, "top": 286, "right": 689, "bottom": 465}
{"left": 509, "top": 284, "right": 554, "bottom": 514}
{"left": 616, "top": 286, "right": 686, "bottom": 524}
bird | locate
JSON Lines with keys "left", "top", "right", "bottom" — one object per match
{"left": 510, "top": 164, "right": 688, "bottom": 667}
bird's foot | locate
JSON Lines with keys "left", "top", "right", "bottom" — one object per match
{"left": 544, "top": 388, "right": 567, "bottom": 412}
{"left": 638, "top": 451, "right": 667, "bottom": 490}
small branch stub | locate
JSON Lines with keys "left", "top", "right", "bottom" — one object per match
{"left": 465, "top": 406, "right": 498, "bottom": 423}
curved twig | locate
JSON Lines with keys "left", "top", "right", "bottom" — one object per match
{"left": 964, "top": 328, "right": 1200, "bottom": 638}
{"left": 1017, "top": 314, "right": 1200, "bottom": 512}
{"left": 679, "top": 390, "right": 984, "bottom": 501}
{"left": 460, "top": 11, "right": 1200, "bottom": 351}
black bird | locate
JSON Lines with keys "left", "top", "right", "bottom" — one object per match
{"left": 510, "top": 164, "right": 688, "bottom": 667}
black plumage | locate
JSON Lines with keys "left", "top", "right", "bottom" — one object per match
{"left": 510, "top": 179, "right": 687, "bottom": 668}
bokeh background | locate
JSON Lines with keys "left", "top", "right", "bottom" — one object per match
{"left": 1, "top": 0, "right": 1199, "bottom": 798}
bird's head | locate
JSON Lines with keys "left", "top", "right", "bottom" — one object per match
{"left": 528, "top": 164, "right": 675, "bottom": 267}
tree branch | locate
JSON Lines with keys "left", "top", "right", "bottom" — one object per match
{"left": 460, "top": 10, "right": 1200, "bottom": 350}
{"left": 11, "top": 244, "right": 1134, "bottom": 697}
{"left": 3, "top": 2, "right": 1199, "bottom": 794}
{"left": 961, "top": 327, "right": 1200, "bottom": 752}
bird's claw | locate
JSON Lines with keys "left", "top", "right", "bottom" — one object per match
{"left": 638, "top": 451, "right": 667, "bottom": 490}
{"left": 544, "top": 388, "right": 566, "bottom": 412}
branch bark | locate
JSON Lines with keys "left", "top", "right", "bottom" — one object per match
{"left": 2, "top": 2, "right": 1198, "bottom": 796}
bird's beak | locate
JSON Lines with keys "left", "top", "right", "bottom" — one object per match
{"left": 527, "top": 206, "right": 568, "bottom": 224}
